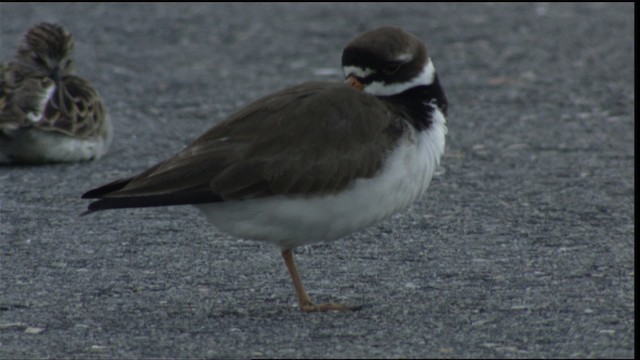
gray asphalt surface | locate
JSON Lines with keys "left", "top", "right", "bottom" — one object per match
{"left": 0, "top": 3, "right": 634, "bottom": 359}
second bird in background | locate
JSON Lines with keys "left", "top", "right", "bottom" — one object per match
{"left": 0, "top": 22, "right": 112, "bottom": 164}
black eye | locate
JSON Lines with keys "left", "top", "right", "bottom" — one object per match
{"left": 382, "top": 62, "right": 402, "bottom": 75}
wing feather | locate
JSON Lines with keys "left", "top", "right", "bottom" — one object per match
{"left": 84, "top": 82, "right": 404, "bottom": 212}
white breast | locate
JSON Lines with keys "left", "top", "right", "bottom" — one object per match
{"left": 196, "top": 110, "right": 447, "bottom": 249}
{"left": 0, "top": 118, "right": 113, "bottom": 163}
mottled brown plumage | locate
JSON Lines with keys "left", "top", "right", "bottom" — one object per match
{"left": 0, "top": 22, "right": 111, "bottom": 163}
{"left": 13, "top": 22, "right": 75, "bottom": 81}
{"left": 0, "top": 75, "right": 54, "bottom": 125}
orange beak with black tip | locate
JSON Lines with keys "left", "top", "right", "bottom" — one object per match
{"left": 345, "top": 75, "right": 365, "bottom": 91}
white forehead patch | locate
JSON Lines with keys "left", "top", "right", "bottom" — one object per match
{"left": 342, "top": 65, "right": 375, "bottom": 79}
{"left": 395, "top": 53, "right": 413, "bottom": 62}
{"left": 364, "top": 58, "right": 436, "bottom": 96}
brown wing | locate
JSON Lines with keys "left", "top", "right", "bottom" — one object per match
{"left": 83, "top": 82, "right": 404, "bottom": 212}
{"left": 0, "top": 64, "right": 13, "bottom": 122}
{"left": 0, "top": 71, "right": 107, "bottom": 137}
{"left": 37, "top": 75, "right": 108, "bottom": 138}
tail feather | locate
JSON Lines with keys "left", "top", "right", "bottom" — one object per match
{"left": 82, "top": 192, "right": 223, "bottom": 215}
{"left": 82, "top": 178, "right": 132, "bottom": 199}
{"left": 81, "top": 177, "right": 222, "bottom": 215}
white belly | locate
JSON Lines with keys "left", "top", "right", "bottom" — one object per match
{"left": 0, "top": 119, "right": 113, "bottom": 163}
{"left": 196, "top": 111, "right": 447, "bottom": 249}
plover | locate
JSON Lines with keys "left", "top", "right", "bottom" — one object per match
{"left": 83, "top": 27, "right": 448, "bottom": 312}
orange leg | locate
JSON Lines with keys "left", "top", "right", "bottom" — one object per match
{"left": 281, "top": 249, "right": 361, "bottom": 312}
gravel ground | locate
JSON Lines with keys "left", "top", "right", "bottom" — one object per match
{"left": 0, "top": 3, "right": 634, "bottom": 359}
